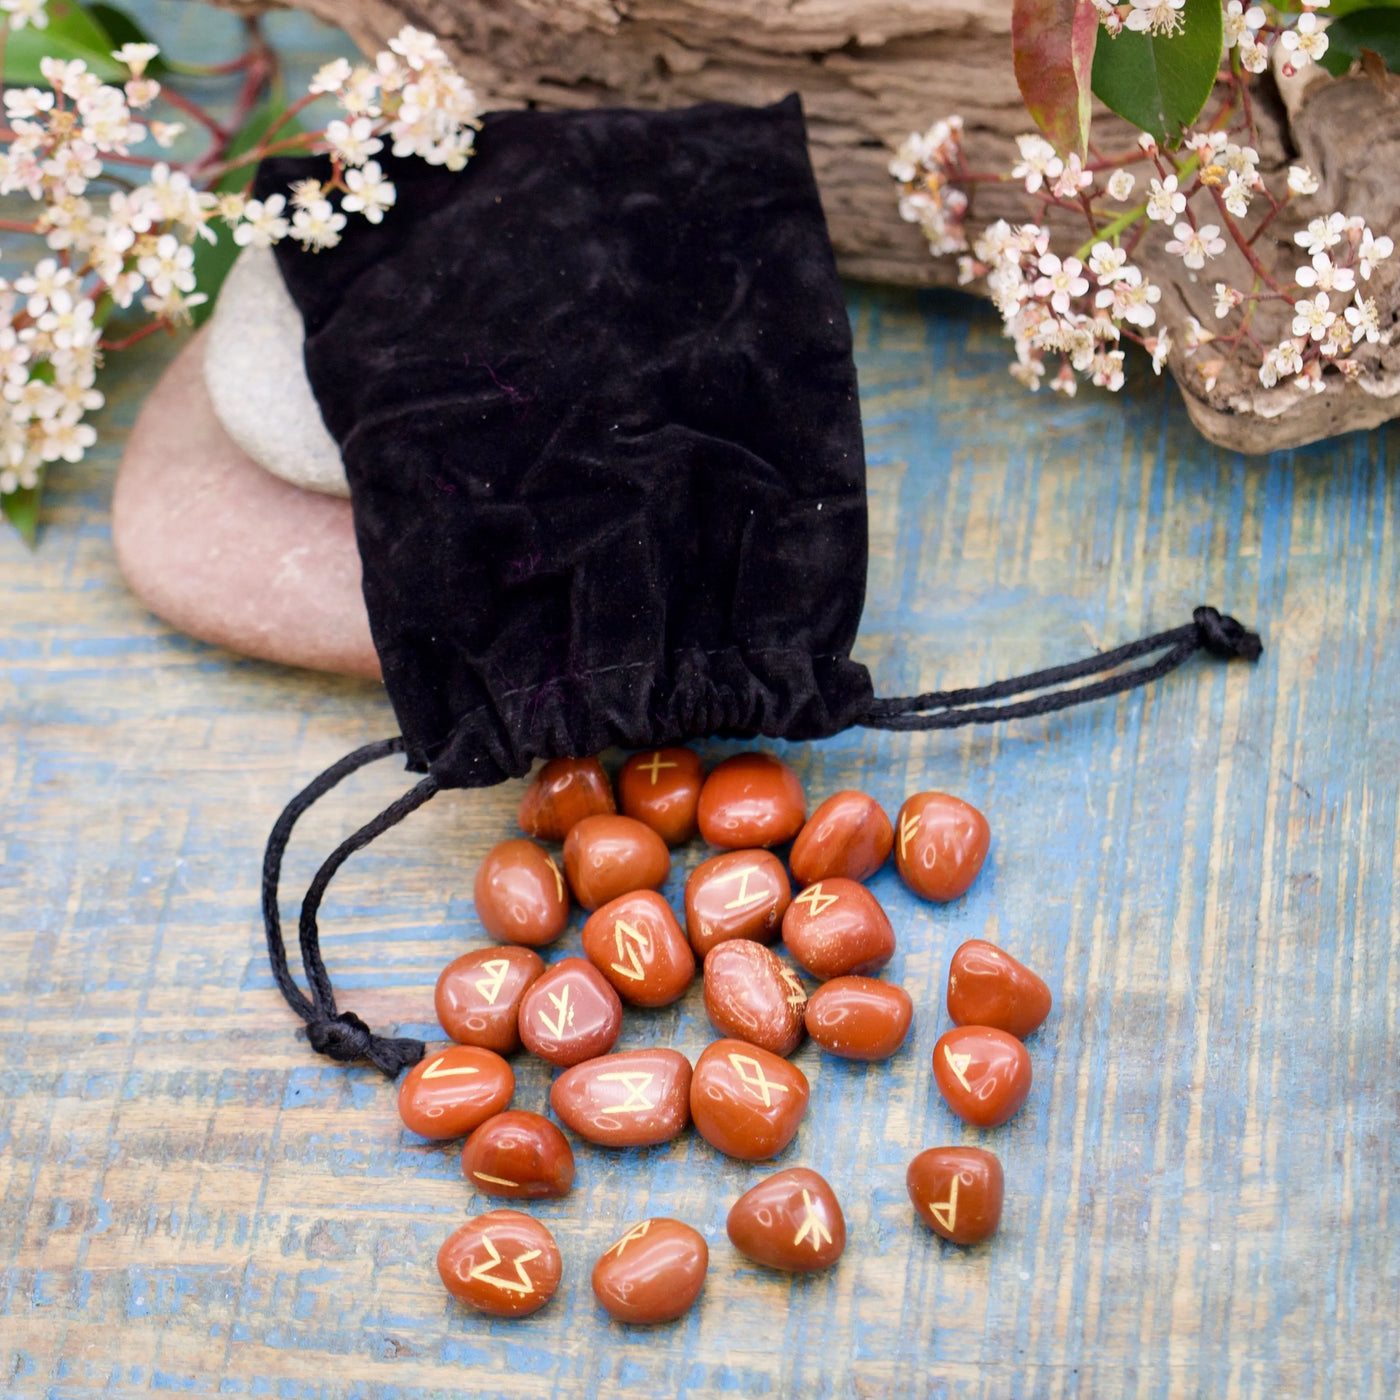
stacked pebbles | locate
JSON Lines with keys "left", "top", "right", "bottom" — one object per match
{"left": 404, "top": 750, "right": 1052, "bottom": 1322}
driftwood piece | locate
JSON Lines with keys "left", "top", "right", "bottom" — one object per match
{"left": 276, "top": 0, "right": 1400, "bottom": 452}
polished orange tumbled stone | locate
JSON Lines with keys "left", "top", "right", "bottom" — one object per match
{"left": 781, "top": 877, "right": 895, "bottom": 980}
{"left": 581, "top": 889, "right": 695, "bottom": 1007}
{"left": 438, "top": 1209, "right": 562, "bottom": 1318}
{"left": 895, "top": 791, "right": 990, "bottom": 902}
{"left": 591, "top": 1218, "right": 709, "bottom": 1324}
{"left": 435, "top": 946, "right": 545, "bottom": 1054}
{"left": 696, "top": 752, "right": 806, "bottom": 849}
{"left": 563, "top": 814, "right": 671, "bottom": 912}
{"left": 727, "top": 1167, "right": 846, "bottom": 1272}
{"left": 907, "top": 1146, "right": 1004, "bottom": 1245}
{"left": 689, "top": 1038, "right": 809, "bottom": 1160}
{"left": 460, "top": 1109, "right": 575, "bottom": 1199}
{"left": 518, "top": 756, "right": 615, "bottom": 841}
{"left": 804, "top": 976, "right": 912, "bottom": 1060}
{"left": 684, "top": 849, "right": 791, "bottom": 958}
{"left": 947, "top": 939, "right": 1052, "bottom": 1039}
{"left": 550, "top": 1048, "right": 693, "bottom": 1147}
{"left": 397, "top": 1045, "right": 515, "bottom": 1139}
{"left": 788, "top": 790, "right": 893, "bottom": 886}
{"left": 932, "top": 1025, "right": 1032, "bottom": 1128}
{"left": 473, "top": 839, "right": 569, "bottom": 947}
{"left": 617, "top": 747, "right": 704, "bottom": 846}
{"left": 703, "top": 940, "right": 807, "bottom": 1057}
{"left": 518, "top": 957, "right": 623, "bottom": 1067}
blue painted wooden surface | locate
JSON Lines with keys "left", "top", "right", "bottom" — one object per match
{"left": 1, "top": 6, "right": 1398, "bottom": 1397}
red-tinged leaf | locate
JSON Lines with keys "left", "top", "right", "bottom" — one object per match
{"left": 1013, "top": 0, "right": 1100, "bottom": 160}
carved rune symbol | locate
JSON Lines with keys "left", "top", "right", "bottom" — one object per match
{"left": 926, "top": 1174, "right": 959, "bottom": 1233}
{"left": 421, "top": 1056, "right": 481, "bottom": 1080}
{"left": 467, "top": 1231, "right": 541, "bottom": 1294}
{"left": 899, "top": 811, "right": 921, "bottom": 861}
{"left": 777, "top": 966, "right": 807, "bottom": 1009}
{"left": 472, "top": 1171, "right": 521, "bottom": 1188}
{"left": 793, "top": 883, "right": 839, "bottom": 918}
{"left": 711, "top": 865, "right": 769, "bottom": 911}
{"left": 793, "top": 1190, "right": 833, "bottom": 1251}
{"left": 610, "top": 921, "right": 651, "bottom": 982}
{"left": 943, "top": 1046, "right": 974, "bottom": 1093}
{"left": 595, "top": 1071, "right": 656, "bottom": 1114}
{"left": 537, "top": 986, "right": 575, "bottom": 1039}
{"left": 727, "top": 1052, "right": 789, "bottom": 1107}
{"left": 544, "top": 853, "right": 565, "bottom": 903}
{"left": 607, "top": 1220, "right": 653, "bottom": 1258}
{"left": 473, "top": 958, "right": 511, "bottom": 1006}
{"left": 638, "top": 753, "right": 678, "bottom": 785}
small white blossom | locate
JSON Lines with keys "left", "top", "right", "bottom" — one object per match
{"left": 1106, "top": 169, "right": 1135, "bottom": 202}
{"left": 4, "top": 87, "right": 52, "bottom": 119}
{"left": 1239, "top": 37, "right": 1269, "bottom": 72}
{"left": 148, "top": 121, "right": 184, "bottom": 148}
{"left": 1287, "top": 165, "right": 1320, "bottom": 196}
{"left": 1051, "top": 153, "right": 1093, "bottom": 201}
{"left": 1088, "top": 243, "right": 1129, "bottom": 284}
{"left": 15, "top": 259, "right": 76, "bottom": 317}
{"left": 1183, "top": 316, "right": 1216, "bottom": 350}
{"left": 1295, "top": 252, "right": 1355, "bottom": 294}
{"left": 1295, "top": 213, "right": 1346, "bottom": 257}
{"left": 1147, "top": 329, "right": 1173, "bottom": 374}
{"left": 339, "top": 66, "right": 382, "bottom": 118}
{"left": 232, "top": 193, "right": 290, "bottom": 248}
{"left": 124, "top": 77, "right": 160, "bottom": 109}
{"left": 290, "top": 198, "right": 347, "bottom": 251}
{"left": 341, "top": 161, "right": 396, "bottom": 224}
{"left": 1165, "top": 221, "right": 1225, "bottom": 270}
{"left": 1280, "top": 12, "right": 1329, "bottom": 65}
{"left": 2, "top": 0, "right": 49, "bottom": 30}
{"left": 1145, "top": 175, "right": 1186, "bottom": 223}
{"left": 1292, "top": 293, "right": 1336, "bottom": 341}
{"left": 1356, "top": 227, "right": 1393, "bottom": 280}
{"left": 1214, "top": 282, "right": 1242, "bottom": 318}
{"left": 113, "top": 42, "right": 160, "bottom": 75}
{"left": 140, "top": 287, "right": 208, "bottom": 325}
{"left": 310, "top": 57, "right": 353, "bottom": 95}
{"left": 1033, "top": 253, "right": 1089, "bottom": 314}
{"left": 1223, "top": 172, "right": 1253, "bottom": 219}
{"left": 1223, "top": 1, "right": 1266, "bottom": 46}
{"left": 1092, "top": 347, "right": 1126, "bottom": 391}
{"left": 137, "top": 232, "right": 197, "bottom": 297}
{"left": 1125, "top": 0, "right": 1185, "bottom": 34}
{"left": 1096, "top": 266, "right": 1161, "bottom": 328}
{"left": 1011, "top": 134, "right": 1063, "bottom": 194}
{"left": 388, "top": 25, "right": 447, "bottom": 70}
{"left": 1344, "top": 294, "right": 1380, "bottom": 344}
{"left": 40, "top": 419, "right": 97, "bottom": 463}
{"left": 324, "top": 116, "right": 382, "bottom": 167}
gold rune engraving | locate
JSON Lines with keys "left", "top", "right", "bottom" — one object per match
{"left": 473, "top": 958, "right": 511, "bottom": 1006}
{"left": 727, "top": 1052, "right": 789, "bottom": 1107}
{"left": 421, "top": 1057, "right": 481, "bottom": 1080}
{"left": 467, "top": 1232, "right": 540, "bottom": 1294}
{"left": 595, "top": 1071, "right": 656, "bottom": 1114}
{"left": 537, "top": 985, "right": 574, "bottom": 1039}
{"left": 472, "top": 1171, "right": 521, "bottom": 1187}
{"left": 544, "top": 853, "right": 565, "bottom": 904}
{"left": 637, "top": 753, "right": 678, "bottom": 785}
{"left": 926, "top": 1175, "right": 959, "bottom": 1233}
{"left": 899, "top": 811, "right": 921, "bottom": 860}
{"left": 710, "top": 865, "right": 769, "bottom": 911}
{"left": 607, "top": 1221, "right": 653, "bottom": 1258}
{"left": 793, "top": 883, "right": 839, "bottom": 918}
{"left": 777, "top": 966, "right": 807, "bottom": 1009}
{"left": 793, "top": 1189, "right": 833, "bottom": 1251}
{"left": 610, "top": 921, "right": 651, "bottom": 982}
{"left": 943, "top": 1046, "right": 974, "bottom": 1093}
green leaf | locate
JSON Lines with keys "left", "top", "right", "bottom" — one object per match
{"left": 2, "top": 480, "right": 43, "bottom": 545}
{"left": 1318, "top": 7, "right": 1400, "bottom": 73}
{"left": 1090, "top": 0, "right": 1224, "bottom": 146}
{"left": 1013, "top": 0, "right": 1100, "bottom": 159}
{"left": 87, "top": 2, "right": 169, "bottom": 76}
{"left": 4, "top": 0, "right": 126, "bottom": 85}
{"left": 188, "top": 98, "right": 301, "bottom": 328}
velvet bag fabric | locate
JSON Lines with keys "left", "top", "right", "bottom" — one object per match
{"left": 257, "top": 94, "right": 874, "bottom": 792}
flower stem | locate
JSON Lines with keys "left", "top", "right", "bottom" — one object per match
{"left": 99, "top": 318, "right": 172, "bottom": 352}
{"left": 1074, "top": 202, "right": 1146, "bottom": 261}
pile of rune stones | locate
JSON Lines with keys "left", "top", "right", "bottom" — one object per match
{"left": 404, "top": 749, "right": 1053, "bottom": 1323}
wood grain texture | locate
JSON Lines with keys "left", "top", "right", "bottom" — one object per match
{"left": 2, "top": 7, "right": 1399, "bottom": 1398}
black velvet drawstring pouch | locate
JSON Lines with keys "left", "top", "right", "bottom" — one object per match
{"left": 255, "top": 95, "right": 1262, "bottom": 1074}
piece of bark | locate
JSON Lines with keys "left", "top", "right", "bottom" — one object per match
{"left": 262, "top": 0, "right": 1399, "bottom": 451}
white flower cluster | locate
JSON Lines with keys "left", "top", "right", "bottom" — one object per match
{"left": 889, "top": 118, "right": 969, "bottom": 257}
{"left": 1247, "top": 218, "right": 1393, "bottom": 391}
{"left": 964, "top": 220, "right": 1164, "bottom": 395}
{"left": 0, "top": 45, "right": 214, "bottom": 494}
{"left": 1092, "top": 0, "right": 1332, "bottom": 62}
{"left": 215, "top": 27, "right": 479, "bottom": 255}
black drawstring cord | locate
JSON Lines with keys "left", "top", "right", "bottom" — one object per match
{"left": 262, "top": 735, "right": 436, "bottom": 1076}
{"left": 262, "top": 605, "right": 1260, "bottom": 1075}
{"left": 864, "top": 606, "right": 1261, "bottom": 731}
